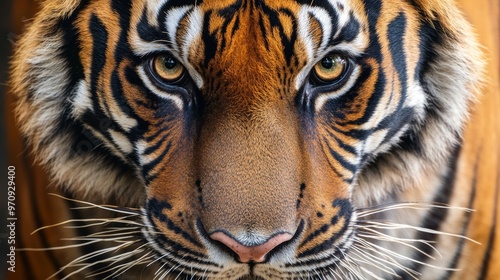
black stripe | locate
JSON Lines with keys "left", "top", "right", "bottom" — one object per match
{"left": 143, "top": 129, "right": 172, "bottom": 155}
{"left": 395, "top": 144, "right": 462, "bottom": 279}
{"left": 325, "top": 137, "right": 357, "bottom": 174}
{"left": 332, "top": 11, "right": 360, "bottom": 44}
{"left": 325, "top": 128, "right": 357, "bottom": 155}
{"left": 36, "top": 1, "right": 88, "bottom": 147}
{"left": 136, "top": 11, "right": 164, "bottom": 44}
{"left": 387, "top": 12, "right": 408, "bottom": 100}
{"left": 89, "top": 14, "right": 107, "bottom": 97}
{"left": 381, "top": 107, "right": 416, "bottom": 142}
{"left": 147, "top": 199, "right": 203, "bottom": 249}
{"left": 256, "top": 4, "right": 297, "bottom": 65}
{"left": 143, "top": 141, "right": 172, "bottom": 183}
{"left": 442, "top": 153, "right": 479, "bottom": 279}
{"left": 201, "top": 11, "right": 217, "bottom": 67}
{"left": 478, "top": 152, "right": 500, "bottom": 279}
{"left": 297, "top": 199, "right": 352, "bottom": 258}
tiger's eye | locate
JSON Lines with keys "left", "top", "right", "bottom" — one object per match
{"left": 151, "top": 55, "right": 185, "bottom": 83}
{"left": 313, "top": 54, "right": 348, "bottom": 83}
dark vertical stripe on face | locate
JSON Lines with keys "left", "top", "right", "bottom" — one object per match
{"left": 89, "top": 14, "right": 108, "bottom": 96}
{"left": 256, "top": 3, "right": 298, "bottom": 65}
{"left": 414, "top": 17, "right": 441, "bottom": 82}
{"left": 111, "top": 0, "right": 132, "bottom": 61}
{"left": 394, "top": 144, "right": 461, "bottom": 279}
{"left": 387, "top": 12, "right": 408, "bottom": 100}
{"left": 109, "top": 0, "right": 135, "bottom": 128}
{"left": 202, "top": 11, "right": 217, "bottom": 67}
{"left": 332, "top": 11, "right": 360, "bottom": 44}
{"left": 136, "top": 11, "right": 164, "bottom": 45}
{"left": 364, "top": 0, "right": 383, "bottom": 61}
{"left": 335, "top": 0, "right": 384, "bottom": 126}
{"left": 478, "top": 152, "right": 499, "bottom": 279}
{"left": 81, "top": 14, "right": 123, "bottom": 152}
{"left": 258, "top": 15, "right": 270, "bottom": 51}
{"left": 375, "top": 13, "right": 416, "bottom": 148}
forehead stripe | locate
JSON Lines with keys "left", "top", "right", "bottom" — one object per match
{"left": 166, "top": 6, "right": 193, "bottom": 54}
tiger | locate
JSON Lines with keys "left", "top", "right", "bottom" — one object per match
{"left": 9, "top": 0, "right": 500, "bottom": 279}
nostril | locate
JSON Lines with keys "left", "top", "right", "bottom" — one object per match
{"left": 210, "top": 232, "right": 293, "bottom": 263}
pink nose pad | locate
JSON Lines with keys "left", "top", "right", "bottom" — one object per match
{"left": 210, "top": 232, "right": 293, "bottom": 263}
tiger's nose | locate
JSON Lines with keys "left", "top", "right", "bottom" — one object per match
{"left": 210, "top": 232, "right": 293, "bottom": 263}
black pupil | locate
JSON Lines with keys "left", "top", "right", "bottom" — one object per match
{"left": 321, "top": 57, "right": 334, "bottom": 69}
{"left": 164, "top": 57, "right": 177, "bottom": 69}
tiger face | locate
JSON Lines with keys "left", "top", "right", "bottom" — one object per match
{"left": 12, "top": 0, "right": 483, "bottom": 279}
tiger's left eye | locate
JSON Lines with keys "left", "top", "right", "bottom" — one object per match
{"left": 150, "top": 54, "right": 185, "bottom": 83}
{"left": 312, "top": 54, "right": 349, "bottom": 84}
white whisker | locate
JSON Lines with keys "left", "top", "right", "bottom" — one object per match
{"left": 48, "top": 193, "right": 141, "bottom": 214}
{"left": 356, "top": 202, "right": 473, "bottom": 218}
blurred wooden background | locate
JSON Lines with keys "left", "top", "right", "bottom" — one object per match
{"left": 0, "top": 0, "right": 498, "bottom": 279}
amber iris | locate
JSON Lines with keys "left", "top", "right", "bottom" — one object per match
{"left": 313, "top": 54, "right": 348, "bottom": 83}
{"left": 151, "top": 55, "right": 185, "bottom": 83}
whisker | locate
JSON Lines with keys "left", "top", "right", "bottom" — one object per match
{"left": 351, "top": 240, "right": 420, "bottom": 279}
{"left": 355, "top": 237, "right": 461, "bottom": 273}
{"left": 47, "top": 241, "right": 136, "bottom": 280}
{"left": 356, "top": 227, "right": 440, "bottom": 258}
{"left": 147, "top": 252, "right": 172, "bottom": 268}
{"left": 357, "top": 220, "right": 480, "bottom": 245}
{"left": 18, "top": 240, "right": 103, "bottom": 252}
{"left": 95, "top": 247, "right": 155, "bottom": 279}
{"left": 356, "top": 202, "right": 473, "bottom": 218}
{"left": 31, "top": 217, "right": 144, "bottom": 235}
{"left": 348, "top": 245, "right": 400, "bottom": 277}
{"left": 48, "top": 193, "right": 141, "bottom": 214}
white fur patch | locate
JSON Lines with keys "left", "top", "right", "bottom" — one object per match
{"left": 109, "top": 129, "right": 134, "bottom": 154}
{"left": 180, "top": 7, "right": 204, "bottom": 89}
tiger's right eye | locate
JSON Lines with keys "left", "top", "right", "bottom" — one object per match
{"left": 150, "top": 54, "right": 185, "bottom": 84}
{"left": 312, "top": 54, "right": 349, "bottom": 85}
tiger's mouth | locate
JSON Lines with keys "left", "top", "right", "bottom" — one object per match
{"left": 33, "top": 195, "right": 474, "bottom": 280}
{"left": 141, "top": 199, "right": 357, "bottom": 280}
{"left": 133, "top": 199, "right": 474, "bottom": 280}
